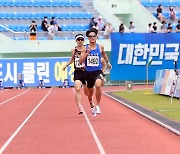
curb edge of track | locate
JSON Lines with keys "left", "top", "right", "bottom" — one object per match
{"left": 103, "top": 92, "right": 180, "bottom": 136}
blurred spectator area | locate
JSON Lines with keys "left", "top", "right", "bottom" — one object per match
{"left": 140, "top": 0, "right": 180, "bottom": 20}
{"left": 0, "top": 0, "right": 99, "bottom": 40}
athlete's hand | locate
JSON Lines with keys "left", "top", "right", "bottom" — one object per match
{"left": 107, "top": 62, "right": 112, "bottom": 69}
{"left": 62, "top": 66, "right": 66, "bottom": 71}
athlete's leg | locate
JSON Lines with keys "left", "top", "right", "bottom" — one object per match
{"left": 83, "top": 85, "right": 89, "bottom": 96}
{"left": 88, "top": 87, "right": 96, "bottom": 116}
{"left": 95, "top": 79, "right": 103, "bottom": 106}
{"left": 87, "top": 87, "right": 94, "bottom": 103}
{"left": 74, "top": 80, "right": 83, "bottom": 113}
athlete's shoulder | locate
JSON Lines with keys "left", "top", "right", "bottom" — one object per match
{"left": 71, "top": 48, "right": 75, "bottom": 53}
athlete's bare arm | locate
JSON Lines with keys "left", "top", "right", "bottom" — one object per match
{"left": 79, "top": 46, "right": 90, "bottom": 64}
{"left": 100, "top": 44, "right": 112, "bottom": 69}
{"left": 62, "top": 48, "right": 75, "bottom": 71}
{"left": 101, "top": 58, "right": 107, "bottom": 73}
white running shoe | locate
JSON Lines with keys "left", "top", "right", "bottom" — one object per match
{"left": 91, "top": 107, "right": 96, "bottom": 116}
{"left": 96, "top": 106, "right": 101, "bottom": 114}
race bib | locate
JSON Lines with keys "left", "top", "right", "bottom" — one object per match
{"left": 87, "top": 55, "right": 99, "bottom": 67}
{"left": 75, "top": 57, "right": 85, "bottom": 68}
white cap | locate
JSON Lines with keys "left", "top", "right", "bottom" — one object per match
{"left": 75, "top": 34, "right": 84, "bottom": 40}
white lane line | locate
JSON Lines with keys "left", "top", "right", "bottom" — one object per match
{"left": 0, "top": 89, "right": 30, "bottom": 106}
{"left": 0, "top": 89, "right": 9, "bottom": 94}
{"left": 72, "top": 88, "right": 106, "bottom": 154}
{"left": 0, "top": 88, "right": 52, "bottom": 153}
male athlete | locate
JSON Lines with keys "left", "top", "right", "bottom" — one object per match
{"left": 79, "top": 28, "right": 112, "bottom": 115}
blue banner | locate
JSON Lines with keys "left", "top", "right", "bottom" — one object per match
{"left": 110, "top": 33, "right": 180, "bottom": 80}
{"left": 0, "top": 57, "right": 74, "bottom": 87}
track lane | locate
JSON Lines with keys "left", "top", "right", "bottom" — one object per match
{"left": 1, "top": 86, "right": 180, "bottom": 154}
{"left": 80, "top": 86, "right": 180, "bottom": 154}
{"left": 0, "top": 89, "right": 28, "bottom": 104}
{"left": 3, "top": 88, "right": 101, "bottom": 154}
{"left": 0, "top": 88, "right": 50, "bottom": 149}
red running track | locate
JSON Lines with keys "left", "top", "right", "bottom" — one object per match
{"left": 0, "top": 86, "right": 179, "bottom": 154}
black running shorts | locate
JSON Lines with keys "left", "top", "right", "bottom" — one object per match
{"left": 85, "top": 70, "right": 103, "bottom": 88}
{"left": 74, "top": 70, "right": 86, "bottom": 85}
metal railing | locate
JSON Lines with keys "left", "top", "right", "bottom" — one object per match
{"left": 0, "top": 24, "right": 108, "bottom": 40}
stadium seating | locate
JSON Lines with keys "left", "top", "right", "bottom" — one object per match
{"left": 140, "top": 0, "right": 180, "bottom": 7}
{"left": 140, "top": 0, "right": 180, "bottom": 27}
{"left": 0, "top": 24, "right": 89, "bottom": 32}
{"left": 0, "top": 12, "right": 92, "bottom": 20}
{"left": 0, "top": 0, "right": 94, "bottom": 40}
{"left": 0, "top": 0, "right": 82, "bottom": 7}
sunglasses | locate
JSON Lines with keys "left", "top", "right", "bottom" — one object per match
{"left": 76, "top": 38, "right": 84, "bottom": 41}
{"left": 88, "top": 35, "right": 96, "bottom": 38}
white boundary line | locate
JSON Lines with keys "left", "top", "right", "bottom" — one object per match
{"left": 0, "top": 89, "right": 30, "bottom": 106}
{"left": 72, "top": 88, "right": 106, "bottom": 154}
{"left": 0, "top": 89, "right": 9, "bottom": 94}
{"left": 0, "top": 88, "right": 52, "bottom": 153}
{"left": 103, "top": 92, "right": 180, "bottom": 136}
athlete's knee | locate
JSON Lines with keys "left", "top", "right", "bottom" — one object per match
{"left": 88, "top": 89, "right": 94, "bottom": 96}
{"left": 95, "top": 80, "right": 102, "bottom": 88}
{"left": 75, "top": 87, "right": 81, "bottom": 93}
{"left": 84, "top": 90, "right": 89, "bottom": 96}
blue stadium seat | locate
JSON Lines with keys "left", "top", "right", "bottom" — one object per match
{"left": 176, "top": 12, "right": 180, "bottom": 18}
{"left": 21, "top": 1, "right": 27, "bottom": 7}
{"left": 21, "top": 25, "right": 29, "bottom": 31}
{"left": 57, "top": 13, "right": 64, "bottom": 19}
{"left": 24, "top": 13, "right": 32, "bottom": 20}
{"left": 75, "top": 12, "right": 83, "bottom": 19}
{"left": 0, "top": 13, "right": 8, "bottom": 19}
{"left": 16, "top": 25, "right": 23, "bottom": 31}
{"left": 0, "top": 1, "right": 3, "bottom": 6}
{"left": 71, "top": 0, "right": 80, "bottom": 7}
{"left": 68, "top": 25, "right": 75, "bottom": 31}
{"left": 16, "top": 0, "right": 25, "bottom": 7}
{"left": 141, "top": 0, "right": 151, "bottom": 7}
{"left": 73, "top": 24, "right": 81, "bottom": 31}
{"left": 27, "top": 0, "right": 33, "bottom": 7}
{"left": 63, "top": 12, "right": 71, "bottom": 19}
{"left": 43, "top": 0, "right": 51, "bottom": 7}
{"left": 37, "top": 25, "right": 42, "bottom": 31}
{"left": 61, "top": 24, "right": 69, "bottom": 31}
{"left": 85, "top": 12, "right": 92, "bottom": 19}
{"left": 39, "top": 0, "right": 46, "bottom": 7}
{"left": 32, "top": 1, "right": 40, "bottom": 7}
{"left": 163, "top": 12, "right": 169, "bottom": 19}
{"left": 71, "top": 12, "right": 78, "bottom": 19}
{"left": 6, "top": 13, "right": 14, "bottom": 19}
{"left": 175, "top": 0, "right": 180, "bottom": 6}
{"left": 3, "top": 0, "right": 12, "bottom": 7}
{"left": 31, "top": 12, "right": 38, "bottom": 19}
{"left": 51, "top": 0, "right": 59, "bottom": 7}
{"left": 81, "top": 24, "right": 89, "bottom": 31}
{"left": 18, "top": 13, "right": 26, "bottom": 19}
{"left": 0, "top": 26, "right": 4, "bottom": 32}
{"left": 12, "top": 12, "right": 19, "bottom": 20}
{"left": 63, "top": 1, "right": 71, "bottom": 7}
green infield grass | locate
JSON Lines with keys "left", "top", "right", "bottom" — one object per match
{"left": 112, "top": 89, "right": 180, "bottom": 122}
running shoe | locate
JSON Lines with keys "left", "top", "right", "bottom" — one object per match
{"left": 91, "top": 107, "right": 96, "bottom": 116}
{"left": 89, "top": 101, "right": 94, "bottom": 108}
{"left": 78, "top": 107, "right": 83, "bottom": 114}
{"left": 96, "top": 105, "right": 101, "bottom": 114}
